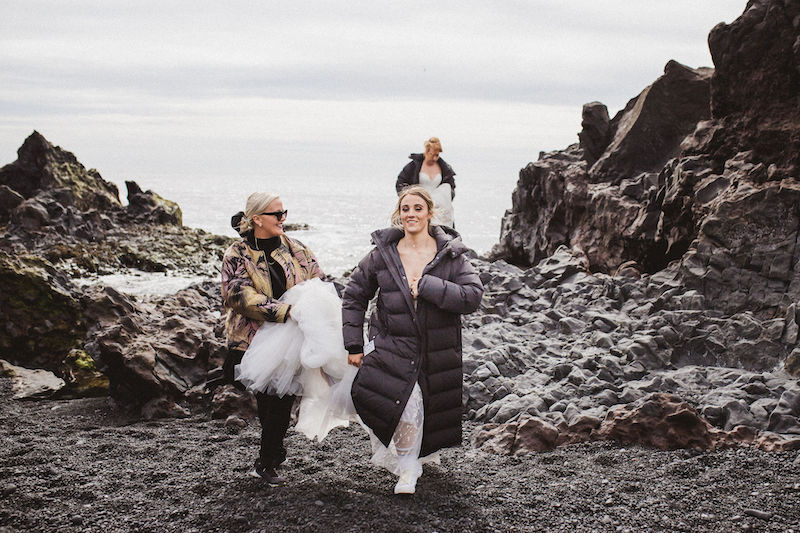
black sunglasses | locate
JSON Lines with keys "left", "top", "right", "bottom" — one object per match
{"left": 260, "top": 210, "right": 288, "bottom": 219}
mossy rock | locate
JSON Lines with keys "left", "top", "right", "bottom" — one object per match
{"left": 0, "top": 251, "right": 87, "bottom": 370}
{"left": 57, "top": 349, "right": 110, "bottom": 398}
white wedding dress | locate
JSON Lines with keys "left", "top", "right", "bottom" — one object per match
{"left": 235, "top": 278, "right": 435, "bottom": 486}
{"left": 418, "top": 171, "right": 454, "bottom": 227}
{"left": 235, "top": 278, "right": 358, "bottom": 442}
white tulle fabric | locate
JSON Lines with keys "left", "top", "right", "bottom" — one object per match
{"left": 418, "top": 171, "right": 454, "bottom": 227}
{"left": 234, "top": 278, "right": 358, "bottom": 441}
{"left": 365, "top": 382, "right": 440, "bottom": 480}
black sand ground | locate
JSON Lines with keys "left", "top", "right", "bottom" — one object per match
{"left": 1, "top": 378, "right": 798, "bottom": 533}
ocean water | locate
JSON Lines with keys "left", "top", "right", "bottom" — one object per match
{"left": 109, "top": 168, "right": 519, "bottom": 277}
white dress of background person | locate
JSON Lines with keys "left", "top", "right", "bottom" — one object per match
{"left": 418, "top": 171, "right": 454, "bottom": 227}
{"left": 235, "top": 278, "right": 358, "bottom": 441}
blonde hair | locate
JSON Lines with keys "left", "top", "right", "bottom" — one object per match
{"left": 239, "top": 192, "right": 280, "bottom": 233}
{"left": 391, "top": 185, "right": 437, "bottom": 229}
{"left": 424, "top": 136, "right": 442, "bottom": 153}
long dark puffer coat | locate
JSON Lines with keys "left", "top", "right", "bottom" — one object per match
{"left": 342, "top": 225, "right": 483, "bottom": 457}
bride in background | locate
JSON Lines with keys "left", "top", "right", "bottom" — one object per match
{"left": 395, "top": 137, "right": 456, "bottom": 227}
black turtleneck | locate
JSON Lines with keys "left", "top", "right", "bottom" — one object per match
{"left": 247, "top": 233, "right": 287, "bottom": 298}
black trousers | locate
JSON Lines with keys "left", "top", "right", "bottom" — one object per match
{"left": 224, "top": 349, "right": 296, "bottom": 467}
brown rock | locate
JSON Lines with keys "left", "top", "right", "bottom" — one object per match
{"left": 514, "top": 416, "right": 560, "bottom": 452}
{"left": 593, "top": 393, "right": 718, "bottom": 450}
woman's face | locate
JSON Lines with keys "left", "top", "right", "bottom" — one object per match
{"left": 253, "top": 198, "right": 285, "bottom": 238}
{"left": 400, "top": 193, "right": 432, "bottom": 234}
{"left": 424, "top": 147, "right": 440, "bottom": 163}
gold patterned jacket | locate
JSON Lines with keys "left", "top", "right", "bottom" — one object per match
{"left": 221, "top": 234, "right": 323, "bottom": 351}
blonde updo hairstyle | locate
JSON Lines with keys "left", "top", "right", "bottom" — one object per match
{"left": 238, "top": 192, "right": 280, "bottom": 234}
{"left": 424, "top": 136, "right": 442, "bottom": 154}
{"left": 391, "top": 185, "right": 437, "bottom": 231}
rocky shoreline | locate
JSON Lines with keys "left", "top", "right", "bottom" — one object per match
{"left": 2, "top": 0, "right": 800, "bottom": 530}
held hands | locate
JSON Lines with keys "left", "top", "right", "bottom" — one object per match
{"left": 348, "top": 353, "right": 364, "bottom": 367}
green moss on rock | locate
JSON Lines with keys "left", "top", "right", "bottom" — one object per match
{"left": 0, "top": 251, "right": 87, "bottom": 370}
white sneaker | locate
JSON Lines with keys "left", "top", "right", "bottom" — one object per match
{"left": 393, "top": 472, "right": 417, "bottom": 495}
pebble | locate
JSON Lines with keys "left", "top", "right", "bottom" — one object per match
{"left": 314, "top": 500, "right": 324, "bottom": 507}
{"left": 743, "top": 508, "right": 772, "bottom": 520}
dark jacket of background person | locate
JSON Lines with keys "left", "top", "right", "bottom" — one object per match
{"left": 342, "top": 225, "right": 483, "bottom": 457}
{"left": 395, "top": 153, "right": 457, "bottom": 198}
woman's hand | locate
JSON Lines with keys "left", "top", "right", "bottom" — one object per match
{"left": 348, "top": 352, "right": 364, "bottom": 367}
{"left": 409, "top": 277, "right": 419, "bottom": 298}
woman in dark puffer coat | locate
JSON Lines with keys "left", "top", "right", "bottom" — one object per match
{"left": 342, "top": 186, "right": 483, "bottom": 495}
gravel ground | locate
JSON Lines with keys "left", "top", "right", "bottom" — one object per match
{"left": 1, "top": 378, "right": 799, "bottom": 533}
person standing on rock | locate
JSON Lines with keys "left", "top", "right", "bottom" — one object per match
{"left": 342, "top": 185, "right": 483, "bottom": 494}
{"left": 221, "top": 192, "right": 323, "bottom": 486}
{"left": 395, "top": 137, "right": 456, "bottom": 227}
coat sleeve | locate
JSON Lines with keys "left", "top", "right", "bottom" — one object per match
{"left": 441, "top": 161, "right": 456, "bottom": 199}
{"left": 417, "top": 254, "right": 483, "bottom": 314}
{"left": 396, "top": 160, "right": 416, "bottom": 194}
{"left": 341, "top": 249, "right": 380, "bottom": 352}
{"left": 221, "top": 248, "right": 290, "bottom": 323}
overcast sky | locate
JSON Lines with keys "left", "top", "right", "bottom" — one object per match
{"left": 0, "top": 1, "right": 746, "bottom": 185}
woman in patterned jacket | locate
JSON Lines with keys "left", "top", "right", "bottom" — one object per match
{"left": 221, "top": 191, "right": 323, "bottom": 486}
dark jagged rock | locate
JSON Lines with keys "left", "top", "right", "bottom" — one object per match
{"left": 590, "top": 61, "right": 713, "bottom": 184}
{"left": 493, "top": 0, "right": 800, "bottom": 326}
{"left": 691, "top": 0, "right": 800, "bottom": 172}
{"left": 679, "top": 174, "right": 800, "bottom": 317}
{"left": 0, "top": 132, "right": 232, "bottom": 278}
{"left": 0, "top": 132, "right": 231, "bottom": 411}
{"left": 593, "top": 393, "right": 718, "bottom": 449}
{"left": 124, "top": 180, "right": 182, "bottom": 226}
{"left": 83, "top": 281, "right": 226, "bottom": 407}
{"left": 465, "top": 251, "right": 799, "bottom": 453}
{"left": 0, "top": 185, "right": 24, "bottom": 224}
{"left": 0, "top": 131, "right": 120, "bottom": 212}
{"left": 578, "top": 101, "right": 611, "bottom": 166}
{"left": 492, "top": 61, "right": 712, "bottom": 273}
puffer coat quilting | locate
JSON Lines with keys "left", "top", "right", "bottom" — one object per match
{"left": 342, "top": 225, "right": 483, "bottom": 456}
